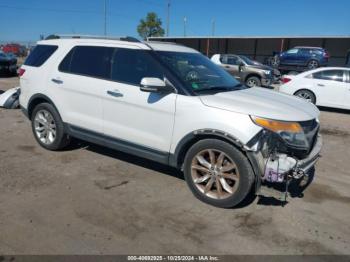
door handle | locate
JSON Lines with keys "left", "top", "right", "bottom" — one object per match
{"left": 51, "top": 78, "right": 63, "bottom": 84}
{"left": 317, "top": 83, "right": 325, "bottom": 87}
{"left": 107, "top": 90, "right": 123, "bottom": 97}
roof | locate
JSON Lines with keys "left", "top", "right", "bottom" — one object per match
{"left": 294, "top": 46, "right": 324, "bottom": 49}
{"left": 149, "top": 35, "right": 350, "bottom": 39}
{"left": 39, "top": 34, "right": 198, "bottom": 53}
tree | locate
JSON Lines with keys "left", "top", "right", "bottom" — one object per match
{"left": 137, "top": 12, "right": 165, "bottom": 40}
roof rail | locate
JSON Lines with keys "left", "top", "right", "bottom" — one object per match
{"left": 45, "top": 34, "right": 141, "bottom": 43}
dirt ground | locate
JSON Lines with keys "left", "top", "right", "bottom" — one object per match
{"left": 0, "top": 76, "right": 349, "bottom": 255}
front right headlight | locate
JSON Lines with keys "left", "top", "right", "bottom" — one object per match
{"left": 251, "top": 116, "right": 309, "bottom": 148}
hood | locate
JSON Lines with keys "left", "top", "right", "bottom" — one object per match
{"left": 199, "top": 88, "right": 320, "bottom": 122}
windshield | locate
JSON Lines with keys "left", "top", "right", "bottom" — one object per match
{"left": 155, "top": 51, "right": 244, "bottom": 94}
{"left": 238, "top": 55, "right": 261, "bottom": 66}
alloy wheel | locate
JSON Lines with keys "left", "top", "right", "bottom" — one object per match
{"left": 297, "top": 91, "right": 312, "bottom": 102}
{"left": 191, "top": 149, "right": 240, "bottom": 200}
{"left": 34, "top": 109, "right": 57, "bottom": 145}
{"left": 247, "top": 79, "right": 257, "bottom": 87}
{"left": 308, "top": 60, "right": 319, "bottom": 69}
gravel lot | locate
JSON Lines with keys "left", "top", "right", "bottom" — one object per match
{"left": 0, "top": 76, "right": 350, "bottom": 255}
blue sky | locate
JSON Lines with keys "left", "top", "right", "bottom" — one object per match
{"left": 0, "top": 0, "right": 349, "bottom": 42}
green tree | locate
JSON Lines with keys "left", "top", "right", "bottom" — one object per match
{"left": 137, "top": 12, "right": 165, "bottom": 40}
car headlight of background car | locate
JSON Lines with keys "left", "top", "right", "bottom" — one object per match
{"left": 251, "top": 116, "right": 309, "bottom": 148}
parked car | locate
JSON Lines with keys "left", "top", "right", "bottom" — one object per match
{"left": 0, "top": 51, "right": 17, "bottom": 75}
{"left": 280, "top": 67, "right": 350, "bottom": 110}
{"left": 19, "top": 36, "right": 322, "bottom": 208}
{"left": 2, "top": 44, "right": 27, "bottom": 57}
{"left": 211, "top": 54, "right": 280, "bottom": 87}
{"left": 275, "top": 47, "right": 329, "bottom": 70}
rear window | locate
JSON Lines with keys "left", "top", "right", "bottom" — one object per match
{"left": 59, "top": 46, "right": 114, "bottom": 79}
{"left": 24, "top": 45, "right": 58, "bottom": 67}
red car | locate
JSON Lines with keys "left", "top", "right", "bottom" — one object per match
{"left": 2, "top": 44, "right": 27, "bottom": 57}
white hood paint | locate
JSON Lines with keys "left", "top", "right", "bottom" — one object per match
{"left": 199, "top": 87, "right": 320, "bottom": 122}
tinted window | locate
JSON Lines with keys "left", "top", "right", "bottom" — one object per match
{"left": 312, "top": 70, "right": 344, "bottom": 82}
{"left": 226, "top": 56, "right": 240, "bottom": 65}
{"left": 300, "top": 49, "right": 311, "bottom": 55}
{"left": 58, "top": 48, "right": 74, "bottom": 72}
{"left": 68, "top": 46, "right": 114, "bottom": 79}
{"left": 24, "top": 45, "right": 58, "bottom": 67}
{"left": 111, "top": 49, "right": 164, "bottom": 85}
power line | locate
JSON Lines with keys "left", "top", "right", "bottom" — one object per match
{"left": 104, "top": 0, "right": 107, "bottom": 36}
{"left": 166, "top": 0, "right": 171, "bottom": 36}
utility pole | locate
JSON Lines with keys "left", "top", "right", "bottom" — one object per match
{"left": 166, "top": 0, "right": 171, "bottom": 36}
{"left": 183, "top": 16, "right": 187, "bottom": 37}
{"left": 104, "top": 0, "right": 107, "bottom": 36}
{"left": 211, "top": 19, "right": 215, "bottom": 36}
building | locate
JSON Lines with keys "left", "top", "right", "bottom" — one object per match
{"left": 148, "top": 36, "right": 350, "bottom": 66}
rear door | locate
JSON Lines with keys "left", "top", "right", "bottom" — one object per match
{"left": 311, "top": 69, "right": 348, "bottom": 107}
{"left": 47, "top": 45, "right": 114, "bottom": 133}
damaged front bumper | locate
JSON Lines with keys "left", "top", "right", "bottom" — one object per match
{"left": 246, "top": 132, "right": 322, "bottom": 189}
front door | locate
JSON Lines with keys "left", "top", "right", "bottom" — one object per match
{"left": 101, "top": 47, "right": 177, "bottom": 153}
{"left": 312, "top": 69, "right": 348, "bottom": 107}
{"left": 221, "top": 55, "right": 241, "bottom": 80}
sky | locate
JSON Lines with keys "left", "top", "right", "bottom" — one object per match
{"left": 0, "top": 0, "right": 349, "bottom": 43}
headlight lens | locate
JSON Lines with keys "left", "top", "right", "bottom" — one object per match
{"left": 263, "top": 70, "right": 271, "bottom": 75}
{"left": 251, "top": 116, "right": 308, "bottom": 148}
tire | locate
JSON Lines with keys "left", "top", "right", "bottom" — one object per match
{"left": 307, "top": 60, "right": 319, "bottom": 70}
{"left": 246, "top": 76, "right": 261, "bottom": 87}
{"left": 31, "top": 103, "right": 71, "bottom": 151}
{"left": 183, "top": 139, "right": 255, "bottom": 208}
{"left": 295, "top": 90, "right": 316, "bottom": 104}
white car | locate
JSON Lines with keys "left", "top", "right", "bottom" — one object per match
{"left": 19, "top": 35, "right": 322, "bottom": 208}
{"left": 280, "top": 67, "right": 350, "bottom": 110}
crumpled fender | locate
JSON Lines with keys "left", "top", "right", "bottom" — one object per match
{"left": 0, "top": 87, "right": 20, "bottom": 109}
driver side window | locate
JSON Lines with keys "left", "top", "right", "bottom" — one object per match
{"left": 226, "top": 56, "right": 239, "bottom": 66}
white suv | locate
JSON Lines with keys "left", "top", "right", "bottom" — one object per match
{"left": 19, "top": 35, "right": 322, "bottom": 208}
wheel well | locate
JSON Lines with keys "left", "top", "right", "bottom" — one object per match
{"left": 293, "top": 89, "right": 317, "bottom": 103}
{"left": 174, "top": 133, "right": 244, "bottom": 170}
{"left": 27, "top": 95, "right": 59, "bottom": 120}
{"left": 244, "top": 74, "right": 261, "bottom": 82}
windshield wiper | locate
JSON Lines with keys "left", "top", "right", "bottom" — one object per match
{"left": 194, "top": 86, "right": 233, "bottom": 93}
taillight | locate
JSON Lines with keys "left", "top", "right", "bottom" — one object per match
{"left": 324, "top": 51, "right": 330, "bottom": 59}
{"left": 282, "top": 77, "right": 291, "bottom": 84}
{"left": 18, "top": 68, "right": 25, "bottom": 77}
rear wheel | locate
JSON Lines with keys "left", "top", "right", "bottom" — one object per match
{"left": 295, "top": 90, "right": 316, "bottom": 104}
{"left": 246, "top": 76, "right": 261, "bottom": 87}
{"left": 183, "top": 139, "right": 254, "bottom": 208}
{"left": 307, "top": 60, "right": 319, "bottom": 70}
{"left": 31, "top": 103, "right": 71, "bottom": 150}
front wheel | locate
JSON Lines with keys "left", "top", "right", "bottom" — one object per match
{"left": 246, "top": 76, "right": 261, "bottom": 87}
{"left": 183, "top": 139, "right": 255, "bottom": 208}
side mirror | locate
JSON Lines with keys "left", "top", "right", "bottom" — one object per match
{"left": 140, "top": 77, "right": 174, "bottom": 93}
